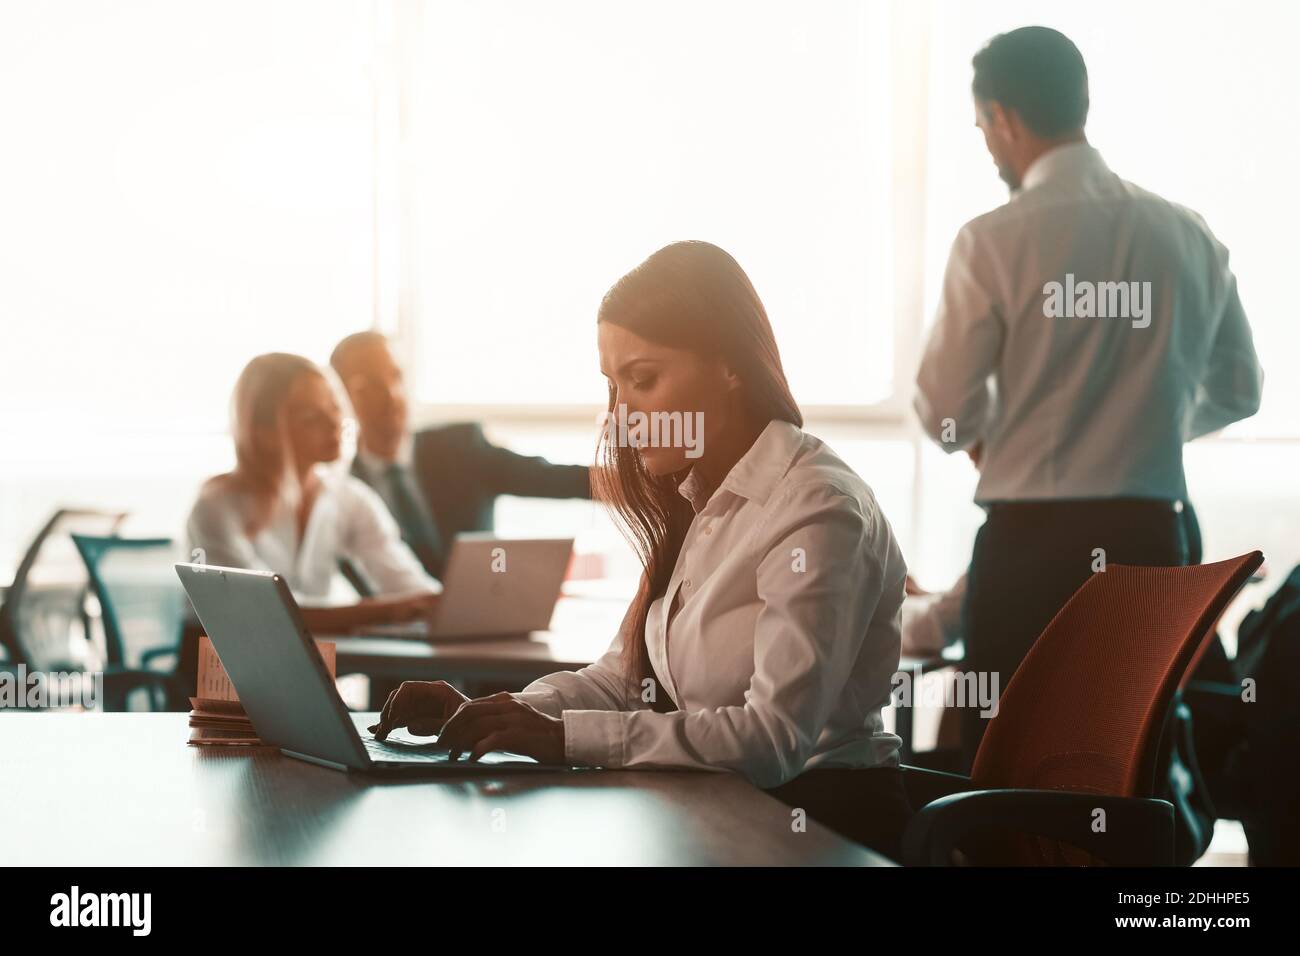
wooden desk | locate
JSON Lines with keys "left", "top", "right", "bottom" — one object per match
{"left": 2, "top": 712, "right": 894, "bottom": 866}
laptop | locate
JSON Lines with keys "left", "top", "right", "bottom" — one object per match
{"left": 175, "top": 562, "right": 569, "bottom": 774}
{"left": 369, "top": 534, "right": 575, "bottom": 640}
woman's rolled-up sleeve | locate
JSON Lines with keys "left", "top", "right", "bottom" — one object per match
{"left": 511, "top": 596, "right": 639, "bottom": 718}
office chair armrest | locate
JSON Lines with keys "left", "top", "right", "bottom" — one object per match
{"left": 903, "top": 788, "right": 1175, "bottom": 867}
{"left": 901, "top": 764, "right": 973, "bottom": 808}
{"left": 140, "top": 647, "right": 179, "bottom": 670}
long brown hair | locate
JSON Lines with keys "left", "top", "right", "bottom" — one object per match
{"left": 593, "top": 241, "right": 802, "bottom": 710}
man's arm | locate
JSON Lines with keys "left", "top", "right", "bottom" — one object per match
{"left": 913, "top": 224, "right": 1004, "bottom": 452}
{"left": 472, "top": 425, "right": 592, "bottom": 499}
{"left": 1185, "top": 266, "right": 1263, "bottom": 440}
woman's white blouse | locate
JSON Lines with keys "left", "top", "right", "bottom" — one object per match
{"left": 513, "top": 419, "right": 907, "bottom": 789}
{"left": 185, "top": 468, "right": 439, "bottom": 604}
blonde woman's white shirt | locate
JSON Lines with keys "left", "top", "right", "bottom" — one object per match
{"left": 513, "top": 419, "right": 907, "bottom": 789}
{"left": 186, "top": 468, "right": 439, "bottom": 604}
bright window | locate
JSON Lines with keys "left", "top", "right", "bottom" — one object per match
{"left": 0, "top": 0, "right": 377, "bottom": 441}
{"left": 408, "top": 0, "right": 898, "bottom": 410}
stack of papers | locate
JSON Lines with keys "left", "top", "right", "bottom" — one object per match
{"left": 186, "top": 636, "right": 336, "bottom": 747}
{"left": 187, "top": 696, "right": 260, "bottom": 746}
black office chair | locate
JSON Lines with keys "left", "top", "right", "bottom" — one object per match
{"left": 0, "top": 508, "right": 125, "bottom": 668}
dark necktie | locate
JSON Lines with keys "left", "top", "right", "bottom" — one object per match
{"left": 384, "top": 462, "right": 445, "bottom": 578}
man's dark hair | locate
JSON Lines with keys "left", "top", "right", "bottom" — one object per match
{"left": 972, "top": 26, "right": 1089, "bottom": 137}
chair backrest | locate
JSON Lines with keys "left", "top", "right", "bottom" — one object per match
{"left": 70, "top": 534, "right": 186, "bottom": 669}
{"left": 1176, "top": 565, "right": 1264, "bottom": 689}
{"left": 0, "top": 509, "right": 127, "bottom": 667}
{"left": 971, "top": 551, "right": 1264, "bottom": 799}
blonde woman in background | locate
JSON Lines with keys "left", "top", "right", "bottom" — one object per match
{"left": 187, "top": 352, "right": 440, "bottom": 633}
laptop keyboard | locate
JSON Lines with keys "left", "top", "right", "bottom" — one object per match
{"left": 363, "top": 738, "right": 461, "bottom": 764}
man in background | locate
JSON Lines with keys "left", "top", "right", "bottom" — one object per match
{"left": 330, "top": 332, "right": 591, "bottom": 582}
{"left": 913, "top": 26, "right": 1262, "bottom": 770}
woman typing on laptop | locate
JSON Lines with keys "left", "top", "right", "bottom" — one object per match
{"left": 187, "top": 352, "right": 440, "bottom": 634}
{"left": 369, "top": 242, "right": 913, "bottom": 858}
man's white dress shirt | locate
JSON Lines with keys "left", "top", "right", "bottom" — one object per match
{"left": 186, "top": 467, "right": 439, "bottom": 604}
{"left": 512, "top": 419, "right": 907, "bottom": 789}
{"left": 915, "top": 142, "right": 1263, "bottom": 503}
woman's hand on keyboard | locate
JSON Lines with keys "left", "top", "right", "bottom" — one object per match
{"left": 368, "top": 680, "right": 468, "bottom": 740}
{"left": 435, "top": 692, "right": 566, "bottom": 765}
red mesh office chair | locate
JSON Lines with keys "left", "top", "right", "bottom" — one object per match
{"left": 903, "top": 550, "right": 1264, "bottom": 866}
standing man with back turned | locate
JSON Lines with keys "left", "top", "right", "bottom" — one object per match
{"left": 914, "top": 26, "right": 1263, "bottom": 771}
